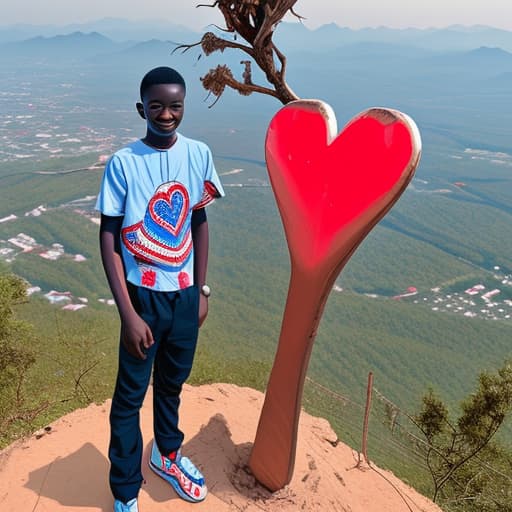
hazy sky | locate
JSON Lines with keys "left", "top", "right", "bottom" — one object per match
{"left": 2, "top": 0, "right": 512, "bottom": 31}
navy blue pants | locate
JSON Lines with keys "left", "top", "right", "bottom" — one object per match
{"left": 108, "top": 284, "right": 200, "bottom": 503}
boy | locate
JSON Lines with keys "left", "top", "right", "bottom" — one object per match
{"left": 96, "top": 66, "right": 224, "bottom": 512}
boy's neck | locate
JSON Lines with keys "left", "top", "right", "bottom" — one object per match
{"left": 142, "top": 132, "right": 178, "bottom": 150}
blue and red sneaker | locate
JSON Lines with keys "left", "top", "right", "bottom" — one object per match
{"left": 149, "top": 441, "right": 207, "bottom": 503}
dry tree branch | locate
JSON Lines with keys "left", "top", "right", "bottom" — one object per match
{"left": 0, "top": 400, "right": 51, "bottom": 433}
{"left": 175, "top": 32, "right": 255, "bottom": 58}
{"left": 176, "top": 1, "right": 302, "bottom": 105}
{"left": 240, "top": 60, "right": 253, "bottom": 84}
{"left": 201, "top": 64, "right": 280, "bottom": 102}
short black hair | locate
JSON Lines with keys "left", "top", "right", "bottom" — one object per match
{"left": 140, "top": 67, "right": 186, "bottom": 100}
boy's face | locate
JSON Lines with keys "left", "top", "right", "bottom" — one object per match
{"left": 136, "top": 83, "right": 185, "bottom": 140}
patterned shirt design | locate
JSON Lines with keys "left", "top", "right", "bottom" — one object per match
{"left": 96, "top": 135, "right": 224, "bottom": 291}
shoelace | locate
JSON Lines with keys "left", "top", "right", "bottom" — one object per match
{"left": 179, "top": 456, "right": 203, "bottom": 481}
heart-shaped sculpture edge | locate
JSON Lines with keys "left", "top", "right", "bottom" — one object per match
{"left": 250, "top": 100, "right": 422, "bottom": 491}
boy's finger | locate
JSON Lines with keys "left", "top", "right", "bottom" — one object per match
{"left": 133, "top": 341, "right": 147, "bottom": 360}
{"left": 143, "top": 328, "right": 154, "bottom": 348}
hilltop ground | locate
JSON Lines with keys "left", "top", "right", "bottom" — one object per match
{"left": 0, "top": 383, "right": 442, "bottom": 512}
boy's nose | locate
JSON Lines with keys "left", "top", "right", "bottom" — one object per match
{"left": 159, "top": 107, "right": 173, "bottom": 119}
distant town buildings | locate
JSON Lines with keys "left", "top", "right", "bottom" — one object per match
{"left": 0, "top": 214, "right": 17, "bottom": 223}
{"left": 25, "top": 205, "right": 46, "bottom": 217}
{"left": 27, "top": 287, "right": 116, "bottom": 312}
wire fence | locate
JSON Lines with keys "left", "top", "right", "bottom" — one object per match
{"left": 302, "top": 375, "right": 512, "bottom": 512}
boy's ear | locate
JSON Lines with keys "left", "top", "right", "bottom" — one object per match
{"left": 136, "top": 102, "right": 146, "bottom": 119}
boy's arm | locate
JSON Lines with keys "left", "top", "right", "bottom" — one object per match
{"left": 192, "top": 209, "right": 209, "bottom": 327}
{"left": 99, "top": 214, "right": 154, "bottom": 359}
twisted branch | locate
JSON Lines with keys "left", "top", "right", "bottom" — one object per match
{"left": 175, "top": 1, "right": 302, "bottom": 105}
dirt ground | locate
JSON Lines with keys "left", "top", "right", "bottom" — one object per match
{"left": 0, "top": 383, "right": 443, "bottom": 512}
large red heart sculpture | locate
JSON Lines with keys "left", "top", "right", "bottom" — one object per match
{"left": 249, "top": 100, "right": 421, "bottom": 491}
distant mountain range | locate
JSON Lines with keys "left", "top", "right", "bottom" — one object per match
{"left": 1, "top": 31, "right": 131, "bottom": 59}
{"left": 2, "top": 27, "right": 512, "bottom": 70}
{"left": 2, "top": 27, "right": 512, "bottom": 103}
{"left": 0, "top": 17, "right": 200, "bottom": 44}
{"left": 2, "top": 18, "right": 512, "bottom": 52}
{"left": 273, "top": 22, "right": 512, "bottom": 53}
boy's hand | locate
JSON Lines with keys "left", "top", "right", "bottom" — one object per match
{"left": 198, "top": 294, "right": 208, "bottom": 327}
{"left": 120, "top": 311, "right": 154, "bottom": 360}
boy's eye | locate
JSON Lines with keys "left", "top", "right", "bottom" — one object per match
{"left": 147, "top": 103, "right": 183, "bottom": 112}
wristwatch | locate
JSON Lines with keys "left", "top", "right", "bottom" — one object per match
{"left": 200, "top": 284, "right": 211, "bottom": 298}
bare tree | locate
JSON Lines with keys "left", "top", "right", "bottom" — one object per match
{"left": 175, "top": 0, "right": 303, "bottom": 105}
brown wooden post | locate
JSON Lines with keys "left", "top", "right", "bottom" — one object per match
{"left": 361, "top": 372, "right": 374, "bottom": 464}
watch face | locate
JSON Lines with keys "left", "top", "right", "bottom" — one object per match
{"left": 201, "top": 285, "right": 211, "bottom": 297}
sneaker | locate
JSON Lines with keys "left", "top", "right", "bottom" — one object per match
{"left": 149, "top": 440, "right": 207, "bottom": 503}
{"left": 114, "top": 498, "right": 138, "bottom": 512}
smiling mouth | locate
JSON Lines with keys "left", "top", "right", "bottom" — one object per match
{"left": 156, "top": 122, "right": 175, "bottom": 130}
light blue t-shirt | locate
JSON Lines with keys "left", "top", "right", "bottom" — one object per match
{"left": 95, "top": 135, "right": 224, "bottom": 291}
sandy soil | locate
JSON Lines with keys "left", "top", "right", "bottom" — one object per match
{"left": 0, "top": 383, "right": 443, "bottom": 512}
